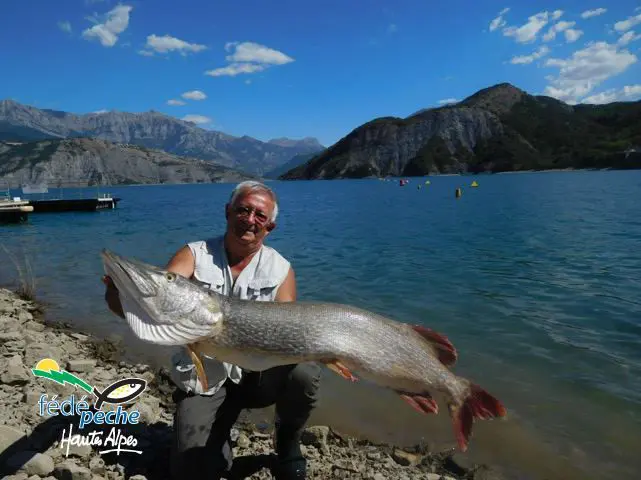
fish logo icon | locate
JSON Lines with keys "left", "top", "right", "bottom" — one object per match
{"left": 32, "top": 358, "right": 147, "bottom": 409}
{"left": 92, "top": 378, "right": 147, "bottom": 409}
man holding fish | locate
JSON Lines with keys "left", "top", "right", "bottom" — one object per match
{"left": 103, "top": 181, "right": 320, "bottom": 480}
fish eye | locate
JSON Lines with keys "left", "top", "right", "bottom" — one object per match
{"left": 130, "top": 383, "right": 137, "bottom": 388}
{"left": 166, "top": 272, "right": 177, "bottom": 282}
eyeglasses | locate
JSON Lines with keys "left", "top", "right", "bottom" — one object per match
{"left": 233, "top": 205, "right": 271, "bottom": 226}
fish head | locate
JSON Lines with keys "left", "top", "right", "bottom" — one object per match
{"left": 101, "top": 249, "right": 224, "bottom": 345}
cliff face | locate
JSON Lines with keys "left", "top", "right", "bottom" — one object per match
{"left": 281, "top": 83, "right": 641, "bottom": 179}
{"left": 0, "top": 138, "right": 256, "bottom": 186}
{"left": 0, "top": 100, "right": 324, "bottom": 176}
{"left": 282, "top": 107, "right": 506, "bottom": 179}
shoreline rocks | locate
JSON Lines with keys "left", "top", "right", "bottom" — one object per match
{"left": 0, "top": 288, "right": 488, "bottom": 479}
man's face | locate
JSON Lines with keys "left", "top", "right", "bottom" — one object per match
{"left": 226, "top": 192, "right": 275, "bottom": 246}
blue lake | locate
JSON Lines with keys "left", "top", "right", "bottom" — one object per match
{"left": 2, "top": 171, "right": 640, "bottom": 479}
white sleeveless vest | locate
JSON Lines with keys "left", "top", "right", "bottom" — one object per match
{"left": 169, "top": 235, "right": 291, "bottom": 395}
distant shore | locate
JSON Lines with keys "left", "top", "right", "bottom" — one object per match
{"left": 0, "top": 288, "right": 498, "bottom": 480}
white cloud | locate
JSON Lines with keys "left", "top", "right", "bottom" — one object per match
{"left": 138, "top": 49, "right": 154, "bottom": 57}
{"left": 181, "top": 90, "right": 207, "bottom": 101}
{"left": 58, "top": 21, "right": 72, "bottom": 34}
{"left": 615, "top": 13, "right": 641, "bottom": 32}
{"left": 544, "top": 41, "right": 638, "bottom": 103}
{"left": 581, "top": 8, "right": 607, "bottom": 19}
{"left": 582, "top": 91, "right": 618, "bottom": 104}
{"left": 489, "top": 8, "right": 510, "bottom": 32}
{"left": 82, "top": 5, "right": 132, "bottom": 47}
{"left": 503, "top": 11, "right": 550, "bottom": 43}
{"left": 618, "top": 31, "right": 641, "bottom": 46}
{"left": 142, "top": 34, "right": 207, "bottom": 55}
{"left": 205, "top": 42, "right": 294, "bottom": 78}
{"left": 182, "top": 115, "right": 212, "bottom": 125}
{"left": 564, "top": 29, "right": 584, "bottom": 43}
{"left": 582, "top": 84, "right": 641, "bottom": 103}
{"left": 542, "top": 21, "right": 575, "bottom": 42}
{"left": 511, "top": 46, "right": 550, "bottom": 65}
{"left": 438, "top": 98, "right": 458, "bottom": 105}
{"left": 224, "top": 42, "right": 294, "bottom": 65}
{"left": 623, "top": 84, "right": 641, "bottom": 96}
{"left": 551, "top": 10, "right": 564, "bottom": 20}
{"left": 205, "top": 63, "right": 267, "bottom": 77}
{"left": 167, "top": 99, "right": 186, "bottom": 106}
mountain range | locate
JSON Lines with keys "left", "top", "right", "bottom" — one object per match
{"left": 281, "top": 83, "right": 641, "bottom": 179}
{"left": 0, "top": 138, "right": 256, "bottom": 187}
{"left": 2, "top": 83, "right": 640, "bottom": 185}
{"left": 0, "top": 99, "right": 324, "bottom": 177}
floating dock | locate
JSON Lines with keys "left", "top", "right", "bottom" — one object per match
{"left": 28, "top": 194, "right": 121, "bottom": 213}
{"left": 0, "top": 198, "right": 34, "bottom": 224}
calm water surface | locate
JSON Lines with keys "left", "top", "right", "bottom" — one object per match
{"left": 1, "top": 171, "right": 640, "bottom": 479}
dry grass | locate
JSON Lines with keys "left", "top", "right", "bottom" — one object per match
{"left": 0, "top": 244, "right": 37, "bottom": 301}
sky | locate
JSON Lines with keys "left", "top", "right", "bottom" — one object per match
{"left": 2, "top": 0, "right": 641, "bottom": 147}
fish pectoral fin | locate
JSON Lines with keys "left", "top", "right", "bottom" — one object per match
{"left": 187, "top": 344, "right": 209, "bottom": 392}
{"left": 322, "top": 359, "right": 358, "bottom": 382}
{"left": 397, "top": 391, "right": 439, "bottom": 415}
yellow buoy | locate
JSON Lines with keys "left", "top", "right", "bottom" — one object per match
{"left": 471, "top": 180, "right": 479, "bottom": 187}
{"left": 425, "top": 180, "right": 431, "bottom": 185}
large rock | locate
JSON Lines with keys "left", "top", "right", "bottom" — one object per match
{"left": 391, "top": 448, "right": 422, "bottom": 467}
{"left": 133, "top": 395, "right": 160, "bottom": 424}
{"left": 23, "top": 344, "right": 64, "bottom": 369}
{"left": 53, "top": 460, "right": 92, "bottom": 480}
{"left": 1, "top": 355, "right": 30, "bottom": 385}
{"left": 301, "top": 426, "right": 330, "bottom": 455}
{"left": 66, "top": 359, "right": 96, "bottom": 373}
{"left": 0, "top": 424, "right": 28, "bottom": 455}
{"left": 0, "top": 331, "right": 22, "bottom": 341}
{"left": 6, "top": 451, "right": 55, "bottom": 476}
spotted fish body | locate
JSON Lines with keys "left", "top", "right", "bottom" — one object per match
{"left": 101, "top": 249, "right": 506, "bottom": 451}
{"left": 110, "top": 384, "right": 139, "bottom": 399}
{"left": 204, "top": 298, "right": 468, "bottom": 399}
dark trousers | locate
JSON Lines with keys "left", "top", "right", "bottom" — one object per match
{"left": 170, "top": 362, "right": 321, "bottom": 480}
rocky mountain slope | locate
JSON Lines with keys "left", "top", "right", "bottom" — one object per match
{"left": 0, "top": 138, "right": 256, "bottom": 186}
{"left": 281, "top": 83, "right": 641, "bottom": 179}
{"left": 0, "top": 100, "right": 324, "bottom": 176}
{"left": 264, "top": 151, "right": 322, "bottom": 179}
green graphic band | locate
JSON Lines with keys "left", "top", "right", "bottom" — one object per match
{"left": 32, "top": 369, "right": 93, "bottom": 394}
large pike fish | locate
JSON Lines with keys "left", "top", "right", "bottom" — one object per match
{"left": 101, "top": 249, "right": 507, "bottom": 451}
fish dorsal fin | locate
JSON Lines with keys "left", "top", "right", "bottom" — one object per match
{"left": 412, "top": 325, "right": 457, "bottom": 366}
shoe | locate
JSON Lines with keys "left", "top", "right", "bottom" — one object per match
{"left": 271, "top": 458, "right": 307, "bottom": 479}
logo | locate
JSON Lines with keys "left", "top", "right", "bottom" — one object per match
{"left": 32, "top": 358, "right": 148, "bottom": 456}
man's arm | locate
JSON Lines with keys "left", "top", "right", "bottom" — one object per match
{"left": 103, "top": 245, "right": 196, "bottom": 319}
{"left": 165, "top": 245, "right": 196, "bottom": 278}
{"left": 275, "top": 266, "right": 296, "bottom": 302}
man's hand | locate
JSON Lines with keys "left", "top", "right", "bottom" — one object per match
{"left": 102, "top": 275, "right": 125, "bottom": 319}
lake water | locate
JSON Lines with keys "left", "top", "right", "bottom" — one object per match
{"left": 1, "top": 171, "right": 640, "bottom": 480}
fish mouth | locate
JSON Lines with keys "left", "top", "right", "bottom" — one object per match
{"left": 101, "top": 249, "right": 161, "bottom": 298}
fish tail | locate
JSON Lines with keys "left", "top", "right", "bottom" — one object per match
{"left": 450, "top": 383, "right": 507, "bottom": 452}
{"left": 92, "top": 386, "right": 104, "bottom": 410}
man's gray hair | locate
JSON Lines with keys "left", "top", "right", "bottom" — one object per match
{"left": 229, "top": 181, "right": 279, "bottom": 222}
